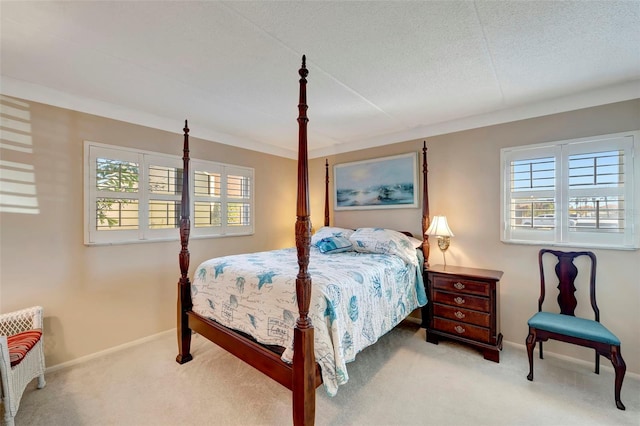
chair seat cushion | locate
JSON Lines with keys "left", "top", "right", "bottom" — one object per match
{"left": 528, "top": 312, "right": 620, "bottom": 345}
{"left": 7, "top": 329, "right": 42, "bottom": 367}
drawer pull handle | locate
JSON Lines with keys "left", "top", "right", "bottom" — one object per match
{"left": 455, "top": 311, "right": 465, "bottom": 319}
{"left": 453, "top": 282, "right": 465, "bottom": 290}
{"left": 454, "top": 296, "right": 465, "bottom": 305}
{"left": 454, "top": 325, "right": 466, "bottom": 334}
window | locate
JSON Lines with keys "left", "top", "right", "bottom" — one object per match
{"left": 191, "top": 161, "right": 253, "bottom": 237}
{"left": 85, "top": 142, "right": 254, "bottom": 245}
{"left": 501, "top": 131, "right": 639, "bottom": 250}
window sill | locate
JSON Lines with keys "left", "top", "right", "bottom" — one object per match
{"left": 84, "top": 232, "right": 255, "bottom": 247}
{"left": 500, "top": 239, "right": 638, "bottom": 251}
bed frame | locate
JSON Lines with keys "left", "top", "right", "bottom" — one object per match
{"left": 176, "top": 56, "right": 431, "bottom": 425}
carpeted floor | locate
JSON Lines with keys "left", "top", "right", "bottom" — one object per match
{"left": 11, "top": 320, "right": 640, "bottom": 425}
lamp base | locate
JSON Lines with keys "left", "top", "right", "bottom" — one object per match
{"left": 437, "top": 236, "right": 450, "bottom": 266}
{"left": 437, "top": 236, "right": 450, "bottom": 251}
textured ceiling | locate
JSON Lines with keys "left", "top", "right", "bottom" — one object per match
{"left": 1, "top": 1, "right": 639, "bottom": 159}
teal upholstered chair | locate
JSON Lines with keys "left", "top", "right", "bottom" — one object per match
{"left": 525, "top": 249, "right": 626, "bottom": 410}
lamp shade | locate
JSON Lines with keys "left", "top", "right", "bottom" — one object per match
{"left": 426, "top": 216, "right": 454, "bottom": 237}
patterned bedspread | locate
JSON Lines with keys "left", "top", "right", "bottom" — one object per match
{"left": 191, "top": 246, "right": 426, "bottom": 396}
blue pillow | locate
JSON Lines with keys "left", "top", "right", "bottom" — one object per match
{"left": 317, "top": 236, "right": 353, "bottom": 254}
{"left": 311, "top": 226, "right": 354, "bottom": 246}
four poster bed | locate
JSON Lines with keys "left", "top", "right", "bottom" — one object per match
{"left": 176, "top": 56, "right": 431, "bottom": 425}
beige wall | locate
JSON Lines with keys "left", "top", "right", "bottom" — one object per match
{"left": 310, "top": 99, "right": 640, "bottom": 374}
{"left": 0, "top": 97, "right": 297, "bottom": 366}
{"left": 2, "top": 95, "right": 638, "bottom": 376}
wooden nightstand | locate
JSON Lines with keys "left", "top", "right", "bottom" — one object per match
{"left": 422, "top": 264, "right": 504, "bottom": 362}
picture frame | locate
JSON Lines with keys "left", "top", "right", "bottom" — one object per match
{"left": 334, "top": 152, "right": 419, "bottom": 211}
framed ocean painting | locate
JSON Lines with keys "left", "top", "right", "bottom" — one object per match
{"left": 334, "top": 152, "right": 419, "bottom": 210}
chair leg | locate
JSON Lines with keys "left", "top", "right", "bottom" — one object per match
{"left": 37, "top": 374, "right": 46, "bottom": 389}
{"left": 611, "top": 345, "right": 626, "bottom": 410}
{"left": 539, "top": 341, "right": 544, "bottom": 359}
{"left": 526, "top": 329, "right": 536, "bottom": 381}
{"left": 595, "top": 351, "right": 600, "bottom": 375}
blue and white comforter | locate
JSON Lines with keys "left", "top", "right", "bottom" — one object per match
{"left": 191, "top": 246, "right": 426, "bottom": 396}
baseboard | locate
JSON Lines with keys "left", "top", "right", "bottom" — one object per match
{"left": 46, "top": 328, "right": 176, "bottom": 373}
{"left": 503, "top": 339, "right": 640, "bottom": 380}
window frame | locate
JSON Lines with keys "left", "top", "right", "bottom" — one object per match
{"left": 84, "top": 141, "right": 254, "bottom": 245}
{"left": 500, "top": 131, "right": 639, "bottom": 250}
{"left": 191, "top": 160, "right": 254, "bottom": 238}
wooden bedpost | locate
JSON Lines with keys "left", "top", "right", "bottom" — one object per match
{"left": 293, "top": 55, "right": 316, "bottom": 426}
{"left": 176, "top": 120, "right": 193, "bottom": 364}
{"left": 324, "top": 159, "right": 330, "bottom": 227}
{"left": 421, "top": 141, "right": 430, "bottom": 268}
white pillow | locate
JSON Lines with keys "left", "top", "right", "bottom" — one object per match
{"left": 311, "top": 226, "right": 355, "bottom": 246}
{"left": 407, "top": 235, "right": 424, "bottom": 249}
{"left": 348, "top": 228, "right": 418, "bottom": 265}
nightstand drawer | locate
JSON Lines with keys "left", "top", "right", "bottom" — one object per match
{"left": 433, "top": 318, "right": 490, "bottom": 343}
{"left": 432, "top": 290, "right": 489, "bottom": 312}
{"left": 434, "top": 303, "right": 490, "bottom": 327}
{"left": 432, "top": 275, "right": 490, "bottom": 297}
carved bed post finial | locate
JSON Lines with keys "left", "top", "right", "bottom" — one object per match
{"left": 293, "top": 54, "right": 316, "bottom": 426}
{"left": 324, "top": 159, "right": 330, "bottom": 227}
{"left": 422, "top": 141, "right": 430, "bottom": 268}
{"left": 176, "top": 119, "right": 193, "bottom": 364}
{"left": 295, "top": 55, "right": 311, "bottom": 325}
{"left": 179, "top": 120, "right": 191, "bottom": 280}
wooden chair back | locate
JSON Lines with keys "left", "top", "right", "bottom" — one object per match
{"left": 538, "top": 249, "right": 599, "bottom": 320}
